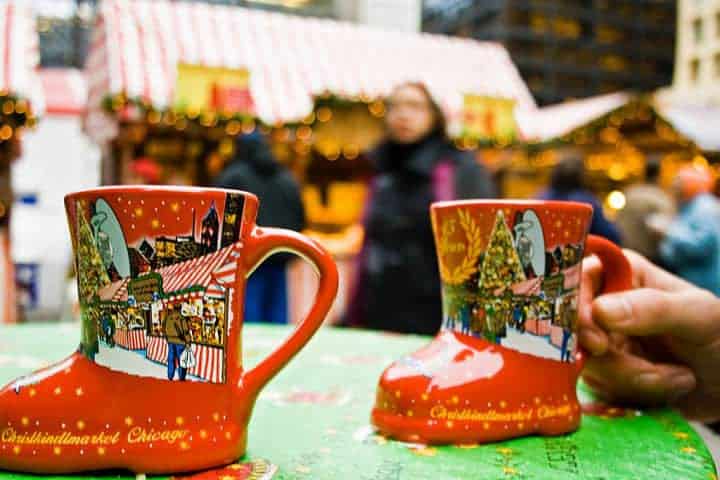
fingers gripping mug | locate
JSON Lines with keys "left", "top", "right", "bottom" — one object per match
{"left": 372, "top": 200, "right": 631, "bottom": 444}
{"left": 0, "top": 187, "right": 338, "bottom": 474}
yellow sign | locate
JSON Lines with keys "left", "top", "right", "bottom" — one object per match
{"left": 462, "top": 95, "right": 517, "bottom": 143}
{"left": 128, "top": 273, "right": 163, "bottom": 304}
{"left": 174, "top": 63, "right": 254, "bottom": 114}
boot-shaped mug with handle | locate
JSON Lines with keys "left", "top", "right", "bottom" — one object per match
{"left": 372, "top": 200, "right": 632, "bottom": 445}
{"left": 0, "top": 186, "right": 338, "bottom": 474}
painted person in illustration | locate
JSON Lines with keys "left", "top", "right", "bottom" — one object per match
{"left": 163, "top": 304, "right": 189, "bottom": 381}
{"left": 470, "top": 305, "right": 486, "bottom": 337}
{"left": 100, "top": 312, "right": 115, "bottom": 347}
{"left": 459, "top": 304, "right": 472, "bottom": 335}
{"left": 512, "top": 300, "right": 527, "bottom": 333}
{"left": 513, "top": 221, "right": 535, "bottom": 278}
{"left": 559, "top": 295, "right": 577, "bottom": 362}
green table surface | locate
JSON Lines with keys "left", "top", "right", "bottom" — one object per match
{"left": 0, "top": 324, "right": 717, "bottom": 480}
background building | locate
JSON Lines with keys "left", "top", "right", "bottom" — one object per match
{"left": 423, "top": 0, "right": 677, "bottom": 105}
{"left": 671, "top": 0, "right": 720, "bottom": 104}
{"left": 335, "top": 0, "right": 421, "bottom": 31}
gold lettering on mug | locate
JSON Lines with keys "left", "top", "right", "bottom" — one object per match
{"left": 126, "top": 426, "right": 189, "bottom": 445}
{"left": 429, "top": 404, "right": 574, "bottom": 423}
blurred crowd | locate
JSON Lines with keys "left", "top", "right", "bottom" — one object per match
{"left": 126, "top": 82, "right": 720, "bottom": 331}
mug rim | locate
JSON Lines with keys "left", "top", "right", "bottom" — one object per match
{"left": 64, "top": 185, "right": 258, "bottom": 203}
{"left": 432, "top": 199, "right": 593, "bottom": 213}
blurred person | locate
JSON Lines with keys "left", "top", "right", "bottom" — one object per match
{"left": 346, "top": 82, "right": 496, "bottom": 335}
{"left": 539, "top": 156, "right": 621, "bottom": 244}
{"left": 654, "top": 166, "right": 720, "bottom": 296}
{"left": 579, "top": 250, "right": 720, "bottom": 422}
{"left": 615, "top": 157, "right": 675, "bottom": 264}
{"left": 214, "top": 131, "right": 305, "bottom": 324}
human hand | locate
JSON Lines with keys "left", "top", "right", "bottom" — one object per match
{"left": 578, "top": 249, "right": 720, "bottom": 422}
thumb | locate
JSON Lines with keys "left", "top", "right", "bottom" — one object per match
{"left": 593, "top": 288, "right": 720, "bottom": 343}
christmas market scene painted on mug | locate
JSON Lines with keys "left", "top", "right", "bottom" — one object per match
{"left": 371, "top": 200, "right": 632, "bottom": 445}
{"left": 72, "top": 190, "right": 246, "bottom": 384}
{"left": 437, "top": 207, "right": 583, "bottom": 361}
{"left": 0, "top": 186, "right": 339, "bottom": 475}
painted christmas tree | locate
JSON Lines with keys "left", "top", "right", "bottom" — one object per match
{"left": 76, "top": 201, "right": 111, "bottom": 360}
{"left": 76, "top": 202, "right": 111, "bottom": 304}
{"left": 478, "top": 210, "right": 526, "bottom": 292}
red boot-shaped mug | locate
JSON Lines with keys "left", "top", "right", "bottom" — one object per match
{"left": 372, "top": 200, "right": 631, "bottom": 445}
{"left": 0, "top": 186, "right": 338, "bottom": 474}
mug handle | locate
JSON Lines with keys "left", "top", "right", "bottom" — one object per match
{"left": 575, "top": 235, "right": 633, "bottom": 370}
{"left": 239, "top": 226, "right": 339, "bottom": 395}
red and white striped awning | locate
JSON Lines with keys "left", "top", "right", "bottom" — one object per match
{"left": 40, "top": 68, "right": 87, "bottom": 116}
{"left": 99, "top": 244, "right": 239, "bottom": 302}
{"left": 84, "top": 0, "right": 536, "bottom": 142}
{"left": 0, "top": 1, "right": 44, "bottom": 115}
{"left": 211, "top": 246, "right": 241, "bottom": 287}
{"left": 511, "top": 276, "right": 542, "bottom": 296}
{"left": 99, "top": 277, "right": 129, "bottom": 302}
{"left": 157, "top": 243, "right": 237, "bottom": 296}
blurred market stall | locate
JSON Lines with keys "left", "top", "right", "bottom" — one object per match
{"left": 11, "top": 68, "right": 100, "bottom": 322}
{"left": 515, "top": 92, "right": 720, "bottom": 217}
{"left": 82, "top": 0, "right": 535, "bottom": 324}
{"left": 0, "top": 1, "right": 44, "bottom": 324}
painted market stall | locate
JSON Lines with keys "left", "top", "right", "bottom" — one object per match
{"left": 12, "top": 68, "right": 101, "bottom": 321}
{"left": 97, "top": 242, "right": 238, "bottom": 383}
{"left": 511, "top": 93, "right": 720, "bottom": 219}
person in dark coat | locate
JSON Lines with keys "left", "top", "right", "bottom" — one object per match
{"left": 163, "top": 305, "right": 189, "bottom": 381}
{"left": 539, "top": 156, "right": 622, "bottom": 245}
{"left": 347, "top": 82, "right": 496, "bottom": 335}
{"left": 214, "top": 131, "right": 306, "bottom": 324}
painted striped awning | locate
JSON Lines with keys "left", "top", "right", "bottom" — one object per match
{"left": 156, "top": 243, "right": 237, "bottom": 295}
{"left": 0, "top": 1, "right": 44, "bottom": 115}
{"left": 511, "top": 276, "right": 542, "bottom": 297}
{"left": 211, "top": 246, "right": 241, "bottom": 288}
{"left": 98, "top": 278, "right": 129, "bottom": 302}
{"left": 84, "top": 0, "right": 536, "bottom": 142}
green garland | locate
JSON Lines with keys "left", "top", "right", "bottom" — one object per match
{"left": 101, "top": 93, "right": 532, "bottom": 148}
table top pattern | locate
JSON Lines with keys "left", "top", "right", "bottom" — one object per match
{"left": 0, "top": 324, "right": 716, "bottom": 480}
